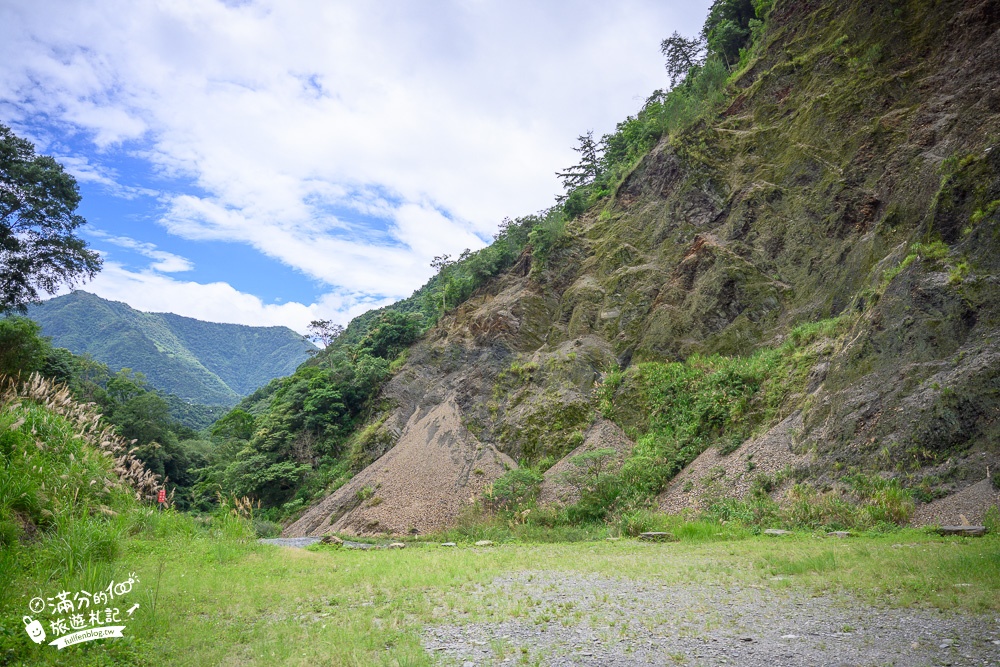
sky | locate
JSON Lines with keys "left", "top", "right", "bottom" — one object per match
{"left": 0, "top": 0, "right": 711, "bottom": 335}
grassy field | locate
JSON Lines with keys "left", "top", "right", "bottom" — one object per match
{"left": 7, "top": 517, "right": 996, "bottom": 667}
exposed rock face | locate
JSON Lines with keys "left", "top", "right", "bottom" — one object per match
{"left": 287, "top": 0, "right": 1000, "bottom": 535}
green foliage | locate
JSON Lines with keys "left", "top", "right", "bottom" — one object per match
{"left": 200, "top": 309, "right": 423, "bottom": 513}
{"left": 418, "top": 212, "right": 540, "bottom": 314}
{"left": 881, "top": 240, "right": 952, "bottom": 287}
{"left": 252, "top": 518, "right": 282, "bottom": 538}
{"left": 0, "top": 124, "right": 101, "bottom": 313}
{"left": 353, "top": 310, "right": 421, "bottom": 360}
{"left": 526, "top": 209, "right": 567, "bottom": 268}
{"left": 0, "top": 389, "right": 153, "bottom": 620}
{"left": 222, "top": 451, "right": 309, "bottom": 506}
{"left": 703, "top": 0, "right": 756, "bottom": 66}
{"left": 660, "top": 31, "right": 706, "bottom": 87}
{"left": 701, "top": 474, "right": 915, "bottom": 532}
{"left": 570, "top": 318, "right": 844, "bottom": 523}
{"left": 623, "top": 351, "right": 782, "bottom": 492}
{"left": 558, "top": 57, "right": 730, "bottom": 219}
{"left": 597, "top": 363, "right": 624, "bottom": 419}
{"left": 486, "top": 468, "right": 544, "bottom": 511}
{"left": 496, "top": 389, "right": 593, "bottom": 468}
{"left": 0, "top": 393, "right": 256, "bottom": 666}
{"left": 985, "top": 505, "right": 1000, "bottom": 533}
{"left": 0, "top": 317, "right": 206, "bottom": 505}
{"left": 556, "top": 131, "right": 602, "bottom": 192}
{"left": 0, "top": 315, "right": 51, "bottom": 377}
{"left": 567, "top": 448, "right": 617, "bottom": 491}
{"left": 970, "top": 199, "right": 1000, "bottom": 226}
{"left": 211, "top": 408, "right": 257, "bottom": 441}
{"left": 86, "top": 368, "right": 201, "bottom": 502}
{"left": 346, "top": 415, "right": 395, "bottom": 471}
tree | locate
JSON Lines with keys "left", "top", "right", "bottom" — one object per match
{"left": 211, "top": 408, "right": 257, "bottom": 442}
{"left": 566, "top": 448, "right": 618, "bottom": 495}
{"left": 430, "top": 254, "right": 454, "bottom": 314}
{"left": 307, "top": 319, "right": 344, "bottom": 347}
{"left": 702, "top": 0, "right": 757, "bottom": 66}
{"left": 556, "top": 131, "right": 602, "bottom": 194}
{"left": 660, "top": 31, "right": 706, "bottom": 87}
{"left": 354, "top": 310, "right": 421, "bottom": 360}
{"left": 0, "top": 315, "right": 52, "bottom": 377}
{"left": 0, "top": 124, "right": 102, "bottom": 312}
{"left": 105, "top": 368, "right": 148, "bottom": 405}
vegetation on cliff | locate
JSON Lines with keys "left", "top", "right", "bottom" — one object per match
{"left": 99, "top": 0, "right": 1000, "bottom": 535}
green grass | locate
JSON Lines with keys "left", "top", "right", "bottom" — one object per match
{"left": 8, "top": 525, "right": 997, "bottom": 666}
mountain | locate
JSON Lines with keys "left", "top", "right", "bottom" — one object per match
{"left": 199, "top": 0, "right": 1000, "bottom": 536}
{"left": 27, "top": 291, "right": 316, "bottom": 406}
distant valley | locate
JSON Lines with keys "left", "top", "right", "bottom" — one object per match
{"left": 27, "top": 291, "right": 316, "bottom": 407}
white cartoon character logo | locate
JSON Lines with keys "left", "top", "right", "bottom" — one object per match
{"left": 23, "top": 616, "right": 46, "bottom": 644}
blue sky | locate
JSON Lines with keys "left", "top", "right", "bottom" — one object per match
{"left": 1, "top": 0, "right": 711, "bottom": 334}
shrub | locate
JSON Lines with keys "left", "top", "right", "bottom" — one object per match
{"left": 486, "top": 468, "right": 544, "bottom": 511}
{"left": 252, "top": 519, "right": 282, "bottom": 538}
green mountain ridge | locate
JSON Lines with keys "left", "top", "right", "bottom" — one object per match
{"left": 26, "top": 291, "right": 316, "bottom": 406}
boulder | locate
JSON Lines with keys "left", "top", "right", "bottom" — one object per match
{"left": 936, "top": 525, "right": 988, "bottom": 537}
{"left": 638, "top": 532, "right": 679, "bottom": 542}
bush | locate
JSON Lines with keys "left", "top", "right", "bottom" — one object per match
{"left": 486, "top": 468, "right": 544, "bottom": 511}
{"left": 527, "top": 210, "right": 567, "bottom": 267}
{"left": 252, "top": 519, "right": 282, "bottom": 538}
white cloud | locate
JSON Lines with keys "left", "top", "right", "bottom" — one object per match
{"left": 47, "top": 155, "right": 159, "bottom": 200}
{"left": 83, "top": 262, "right": 384, "bottom": 334}
{"left": 0, "top": 0, "right": 712, "bottom": 322}
{"left": 89, "top": 232, "right": 194, "bottom": 273}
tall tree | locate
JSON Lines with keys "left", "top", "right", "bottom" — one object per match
{"left": 556, "top": 131, "right": 602, "bottom": 193}
{"left": 660, "top": 32, "right": 706, "bottom": 87}
{"left": 307, "top": 319, "right": 344, "bottom": 347}
{"left": 702, "top": 0, "right": 757, "bottom": 66}
{"left": 0, "top": 124, "right": 101, "bottom": 312}
{"left": 430, "top": 253, "right": 454, "bottom": 315}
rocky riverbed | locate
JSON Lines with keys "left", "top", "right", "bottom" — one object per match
{"left": 424, "top": 571, "right": 1000, "bottom": 666}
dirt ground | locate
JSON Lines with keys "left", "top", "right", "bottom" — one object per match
{"left": 424, "top": 571, "right": 1000, "bottom": 666}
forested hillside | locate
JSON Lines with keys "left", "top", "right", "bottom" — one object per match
{"left": 27, "top": 291, "right": 316, "bottom": 406}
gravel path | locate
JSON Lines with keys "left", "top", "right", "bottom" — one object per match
{"left": 424, "top": 572, "right": 1000, "bottom": 666}
{"left": 258, "top": 536, "right": 389, "bottom": 550}
{"left": 258, "top": 537, "right": 323, "bottom": 548}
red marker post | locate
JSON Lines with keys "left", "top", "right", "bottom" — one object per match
{"left": 157, "top": 488, "right": 167, "bottom": 510}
